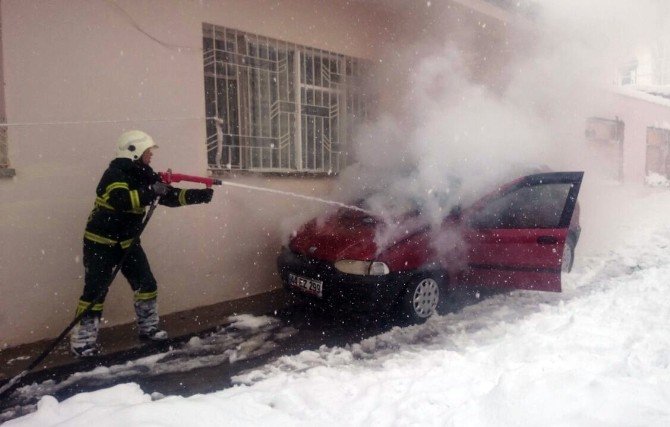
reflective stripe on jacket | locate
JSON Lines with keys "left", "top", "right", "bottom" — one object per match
{"left": 84, "top": 158, "right": 205, "bottom": 246}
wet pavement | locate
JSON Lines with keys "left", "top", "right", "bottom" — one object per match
{"left": 0, "top": 305, "right": 393, "bottom": 422}
{"left": 124, "top": 306, "right": 396, "bottom": 397}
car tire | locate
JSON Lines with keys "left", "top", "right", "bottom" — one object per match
{"left": 397, "top": 273, "right": 445, "bottom": 324}
{"left": 562, "top": 235, "right": 576, "bottom": 273}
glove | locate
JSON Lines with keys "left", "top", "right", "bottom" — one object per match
{"left": 151, "top": 182, "right": 170, "bottom": 196}
{"left": 188, "top": 188, "right": 214, "bottom": 204}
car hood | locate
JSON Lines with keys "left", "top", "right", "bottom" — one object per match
{"left": 288, "top": 211, "right": 382, "bottom": 262}
{"left": 289, "top": 209, "right": 429, "bottom": 262}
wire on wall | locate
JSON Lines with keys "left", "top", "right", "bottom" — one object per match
{"left": 103, "top": 0, "right": 202, "bottom": 52}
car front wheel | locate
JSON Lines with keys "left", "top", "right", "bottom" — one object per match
{"left": 398, "top": 275, "right": 443, "bottom": 324}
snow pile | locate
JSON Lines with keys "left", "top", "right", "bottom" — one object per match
{"left": 7, "top": 189, "right": 670, "bottom": 426}
{"left": 645, "top": 172, "right": 670, "bottom": 187}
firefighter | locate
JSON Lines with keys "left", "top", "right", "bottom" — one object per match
{"left": 70, "top": 130, "right": 214, "bottom": 357}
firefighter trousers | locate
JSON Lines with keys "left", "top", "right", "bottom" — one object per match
{"left": 78, "top": 239, "right": 158, "bottom": 317}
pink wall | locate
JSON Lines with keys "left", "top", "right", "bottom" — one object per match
{"left": 594, "top": 90, "right": 670, "bottom": 184}
{"left": 0, "top": 0, "right": 397, "bottom": 347}
{"left": 0, "top": 0, "right": 533, "bottom": 348}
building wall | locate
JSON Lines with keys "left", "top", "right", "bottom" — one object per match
{"left": 0, "top": 0, "right": 524, "bottom": 348}
{"left": 593, "top": 91, "right": 670, "bottom": 184}
{"left": 0, "top": 0, "right": 401, "bottom": 348}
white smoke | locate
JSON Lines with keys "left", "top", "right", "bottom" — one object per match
{"left": 330, "top": 0, "right": 668, "bottom": 251}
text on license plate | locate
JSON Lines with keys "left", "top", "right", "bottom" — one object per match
{"left": 289, "top": 273, "right": 323, "bottom": 298}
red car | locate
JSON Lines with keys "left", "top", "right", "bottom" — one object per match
{"left": 278, "top": 172, "right": 583, "bottom": 323}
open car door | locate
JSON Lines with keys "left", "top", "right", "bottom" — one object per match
{"left": 459, "top": 172, "right": 584, "bottom": 292}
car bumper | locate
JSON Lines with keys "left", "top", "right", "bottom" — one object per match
{"left": 277, "top": 247, "right": 413, "bottom": 313}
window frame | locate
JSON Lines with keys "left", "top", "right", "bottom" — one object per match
{"left": 202, "top": 23, "right": 369, "bottom": 175}
{"left": 0, "top": 124, "right": 14, "bottom": 178}
{"left": 468, "top": 172, "right": 584, "bottom": 231}
{"left": 0, "top": 16, "right": 12, "bottom": 178}
{"left": 585, "top": 116, "right": 625, "bottom": 182}
{"left": 645, "top": 126, "right": 670, "bottom": 179}
{"left": 469, "top": 183, "right": 575, "bottom": 230}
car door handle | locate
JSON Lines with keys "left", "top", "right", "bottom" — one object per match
{"left": 537, "top": 236, "right": 559, "bottom": 245}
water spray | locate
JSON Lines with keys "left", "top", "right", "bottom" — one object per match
{"left": 159, "top": 170, "right": 373, "bottom": 215}
{"left": 218, "top": 181, "right": 372, "bottom": 214}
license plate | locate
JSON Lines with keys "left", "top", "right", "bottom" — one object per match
{"left": 289, "top": 273, "right": 323, "bottom": 298}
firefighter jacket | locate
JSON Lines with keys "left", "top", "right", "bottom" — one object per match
{"left": 84, "top": 158, "right": 211, "bottom": 248}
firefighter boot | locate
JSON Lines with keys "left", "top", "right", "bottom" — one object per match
{"left": 70, "top": 314, "right": 101, "bottom": 357}
{"left": 134, "top": 298, "right": 168, "bottom": 341}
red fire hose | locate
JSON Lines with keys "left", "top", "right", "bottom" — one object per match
{"left": 158, "top": 170, "right": 222, "bottom": 188}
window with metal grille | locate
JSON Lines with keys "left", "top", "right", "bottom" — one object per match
{"left": 585, "top": 117, "right": 625, "bottom": 182}
{"left": 0, "top": 17, "right": 11, "bottom": 177}
{"left": 0, "top": 122, "right": 13, "bottom": 178}
{"left": 646, "top": 127, "right": 670, "bottom": 179}
{"left": 203, "top": 23, "right": 369, "bottom": 174}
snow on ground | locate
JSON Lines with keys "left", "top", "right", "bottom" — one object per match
{"left": 6, "top": 183, "right": 670, "bottom": 426}
{"left": 4, "top": 315, "right": 295, "bottom": 410}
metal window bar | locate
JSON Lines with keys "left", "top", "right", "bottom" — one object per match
{"left": 202, "top": 23, "right": 368, "bottom": 174}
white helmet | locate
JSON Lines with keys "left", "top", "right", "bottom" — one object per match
{"left": 116, "top": 130, "right": 158, "bottom": 160}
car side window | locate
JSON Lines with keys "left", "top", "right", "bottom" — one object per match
{"left": 470, "top": 183, "right": 573, "bottom": 229}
